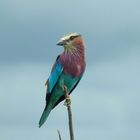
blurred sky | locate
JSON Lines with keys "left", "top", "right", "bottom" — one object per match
{"left": 0, "top": 0, "right": 140, "bottom": 140}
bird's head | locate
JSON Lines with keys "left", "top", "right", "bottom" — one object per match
{"left": 57, "top": 32, "right": 84, "bottom": 51}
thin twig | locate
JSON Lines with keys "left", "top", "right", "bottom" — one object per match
{"left": 63, "top": 85, "right": 74, "bottom": 140}
{"left": 57, "top": 129, "right": 62, "bottom": 140}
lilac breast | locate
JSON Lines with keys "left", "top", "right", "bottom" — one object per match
{"left": 60, "top": 52, "right": 85, "bottom": 77}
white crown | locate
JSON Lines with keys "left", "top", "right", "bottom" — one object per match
{"left": 60, "top": 32, "right": 80, "bottom": 41}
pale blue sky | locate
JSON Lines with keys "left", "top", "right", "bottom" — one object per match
{"left": 0, "top": 0, "right": 140, "bottom": 140}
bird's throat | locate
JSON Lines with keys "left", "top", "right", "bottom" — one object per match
{"left": 64, "top": 45, "right": 76, "bottom": 53}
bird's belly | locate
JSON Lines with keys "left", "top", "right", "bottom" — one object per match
{"left": 60, "top": 73, "right": 79, "bottom": 93}
{"left": 50, "top": 73, "right": 79, "bottom": 105}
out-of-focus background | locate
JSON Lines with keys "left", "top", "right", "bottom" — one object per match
{"left": 0, "top": 0, "right": 140, "bottom": 140}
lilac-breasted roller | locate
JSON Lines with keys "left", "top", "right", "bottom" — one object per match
{"left": 39, "top": 33, "right": 86, "bottom": 127}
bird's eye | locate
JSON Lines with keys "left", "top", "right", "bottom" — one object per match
{"left": 70, "top": 36, "right": 75, "bottom": 40}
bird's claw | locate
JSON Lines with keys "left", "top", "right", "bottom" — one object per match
{"left": 63, "top": 97, "right": 71, "bottom": 107}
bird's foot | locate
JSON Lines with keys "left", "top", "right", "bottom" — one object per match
{"left": 64, "top": 96, "right": 71, "bottom": 107}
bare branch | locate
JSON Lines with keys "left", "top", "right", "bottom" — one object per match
{"left": 63, "top": 84, "right": 74, "bottom": 140}
{"left": 57, "top": 129, "right": 62, "bottom": 140}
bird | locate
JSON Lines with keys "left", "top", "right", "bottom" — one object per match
{"left": 39, "top": 32, "right": 86, "bottom": 127}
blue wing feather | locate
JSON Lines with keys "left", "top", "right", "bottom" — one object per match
{"left": 47, "top": 56, "right": 63, "bottom": 93}
{"left": 48, "top": 62, "right": 63, "bottom": 93}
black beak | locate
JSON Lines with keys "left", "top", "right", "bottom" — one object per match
{"left": 56, "top": 41, "right": 66, "bottom": 46}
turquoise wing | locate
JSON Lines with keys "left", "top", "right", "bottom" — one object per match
{"left": 39, "top": 56, "right": 63, "bottom": 127}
